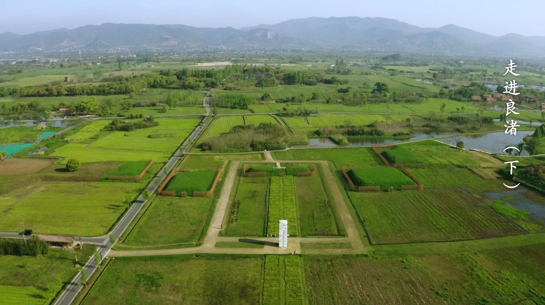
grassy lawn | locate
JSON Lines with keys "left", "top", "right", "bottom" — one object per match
{"left": 89, "top": 117, "right": 200, "bottom": 153}
{"left": 273, "top": 147, "right": 384, "bottom": 167}
{"left": 215, "top": 241, "right": 264, "bottom": 248}
{"left": 0, "top": 182, "right": 144, "bottom": 236}
{"left": 83, "top": 255, "right": 262, "bottom": 305}
{"left": 0, "top": 244, "right": 94, "bottom": 305}
{"left": 65, "top": 120, "right": 112, "bottom": 143}
{"left": 0, "top": 75, "right": 75, "bottom": 87}
{"left": 124, "top": 196, "right": 214, "bottom": 246}
{"left": 245, "top": 114, "right": 279, "bottom": 125}
{"left": 351, "top": 188, "right": 525, "bottom": 244}
{"left": 303, "top": 245, "right": 545, "bottom": 304}
{"left": 164, "top": 170, "right": 217, "bottom": 195}
{"left": 295, "top": 175, "right": 339, "bottom": 236}
{"left": 51, "top": 144, "right": 170, "bottom": 164}
{"left": 225, "top": 177, "right": 268, "bottom": 237}
{"left": 0, "top": 126, "right": 62, "bottom": 144}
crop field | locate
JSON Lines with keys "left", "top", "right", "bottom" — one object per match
{"left": 351, "top": 188, "right": 524, "bottom": 244}
{"left": 402, "top": 144, "right": 503, "bottom": 167}
{"left": 262, "top": 256, "right": 304, "bottom": 305}
{"left": 200, "top": 116, "right": 244, "bottom": 141}
{"left": 267, "top": 176, "right": 298, "bottom": 236}
{"left": 294, "top": 175, "right": 338, "bottom": 236}
{"left": 0, "top": 126, "right": 62, "bottom": 144}
{"left": 181, "top": 153, "right": 263, "bottom": 168}
{"left": 66, "top": 120, "right": 111, "bottom": 142}
{"left": 89, "top": 117, "right": 200, "bottom": 153}
{"left": 0, "top": 74, "right": 74, "bottom": 87}
{"left": 347, "top": 167, "right": 416, "bottom": 191}
{"left": 245, "top": 114, "right": 279, "bottom": 125}
{"left": 124, "top": 196, "right": 214, "bottom": 246}
{"left": 0, "top": 182, "right": 144, "bottom": 236}
{"left": 304, "top": 245, "right": 545, "bottom": 305}
{"left": 273, "top": 148, "right": 384, "bottom": 167}
{"left": 107, "top": 160, "right": 150, "bottom": 177}
{"left": 408, "top": 166, "right": 503, "bottom": 193}
{"left": 0, "top": 157, "right": 54, "bottom": 174}
{"left": 0, "top": 244, "right": 95, "bottom": 305}
{"left": 163, "top": 169, "right": 217, "bottom": 195}
{"left": 51, "top": 144, "right": 170, "bottom": 164}
{"left": 83, "top": 255, "right": 262, "bottom": 305}
{"left": 225, "top": 177, "right": 268, "bottom": 237}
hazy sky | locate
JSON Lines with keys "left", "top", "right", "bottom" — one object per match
{"left": 2, "top": 0, "right": 544, "bottom": 36}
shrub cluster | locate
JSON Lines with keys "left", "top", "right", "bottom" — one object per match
{"left": 0, "top": 236, "right": 49, "bottom": 256}
{"left": 0, "top": 151, "right": 7, "bottom": 159}
{"left": 105, "top": 117, "right": 158, "bottom": 132}
{"left": 200, "top": 123, "right": 287, "bottom": 152}
{"left": 164, "top": 170, "right": 218, "bottom": 195}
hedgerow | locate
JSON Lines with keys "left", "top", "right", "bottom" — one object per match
{"left": 347, "top": 167, "right": 415, "bottom": 191}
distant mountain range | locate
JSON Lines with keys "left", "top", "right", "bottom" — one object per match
{"left": 0, "top": 17, "right": 544, "bottom": 56}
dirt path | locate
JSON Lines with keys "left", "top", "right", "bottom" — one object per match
{"left": 109, "top": 160, "right": 366, "bottom": 257}
{"left": 264, "top": 151, "right": 274, "bottom": 161}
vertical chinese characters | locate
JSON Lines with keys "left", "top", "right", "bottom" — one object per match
{"left": 502, "top": 59, "right": 521, "bottom": 189}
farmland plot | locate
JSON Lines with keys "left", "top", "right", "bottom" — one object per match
{"left": 262, "top": 256, "right": 303, "bottom": 305}
{"left": 245, "top": 115, "right": 279, "bottom": 125}
{"left": 266, "top": 176, "right": 298, "bottom": 236}
{"left": 351, "top": 189, "right": 524, "bottom": 244}
{"left": 201, "top": 116, "right": 244, "bottom": 141}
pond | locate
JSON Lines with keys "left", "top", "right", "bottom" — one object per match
{"left": 483, "top": 189, "right": 545, "bottom": 225}
{"left": 436, "top": 130, "right": 533, "bottom": 155}
{"left": 292, "top": 131, "right": 460, "bottom": 148}
{"left": 0, "top": 119, "right": 71, "bottom": 128}
{"left": 0, "top": 143, "right": 35, "bottom": 157}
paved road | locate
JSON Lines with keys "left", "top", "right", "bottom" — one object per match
{"left": 53, "top": 88, "right": 214, "bottom": 305}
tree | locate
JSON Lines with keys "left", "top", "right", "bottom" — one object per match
{"left": 66, "top": 159, "right": 80, "bottom": 172}
{"left": 456, "top": 140, "right": 465, "bottom": 149}
{"left": 109, "top": 234, "right": 116, "bottom": 244}
{"left": 372, "top": 82, "right": 389, "bottom": 94}
{"left": 81, "top": 268, "right": 87, "bottom": 286}
{"left": 77, "top": 97, "right": 99, "bottom": 114}
{"left": 143, "top": 189, "right": 151, "bottom": 200}
{"left": 94, "top": 250, "right": 101, "bottom": 268}
{"left": 311, "top": 92, "right": 321, "bottom": 100}
{"left": 124, "top": 195, "right": 133, "bottom": 206}
{"left": 118, "top": 62, "right": 123, "bottom": 71}
{"left": 128, "top": 93, "right": 135, "bottom": 99}
{"left": 261, "top": 92, "right": 272, "bottom": 101}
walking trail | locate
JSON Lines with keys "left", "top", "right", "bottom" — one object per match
{"left": 110, "top": 157, "right": 366, "bottom": 257}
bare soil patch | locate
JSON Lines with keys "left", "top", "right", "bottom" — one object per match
{"left": 0, "top": 158, "right": 54, "bottom": 174}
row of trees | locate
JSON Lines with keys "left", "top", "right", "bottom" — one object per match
{"left": 0, "top": 237, "right": 49, "bottom": 256}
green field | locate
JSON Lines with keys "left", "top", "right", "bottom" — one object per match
{"left": 181, "top": 153, "right": 263, "bottom": 168}
{"left": 120, "top": 106, "right": 205, "bottom": 116}
{"left": 262, "top": 256, "right": 304, "bottom": 305}
{"left": 89, "top": 117, "right": 200, "bottom": 153}
{"left": 351, "top": 188, "right": 524, "bottom": 244}
{"left": 83, "top": 255, "right": 262, "bottom": 304}
{"left": 304, "top": 245, "right": 545, "bottom": 304}
{"left": 283, "top": 113, "right": 387, "bottom": 134}
{"left": 200, "top": 116, "right": 244, "bottom": 141}
{"left": 0, "top": 244, "right": 94, "bottom": 305}
{"left": 0, "top": 182, "right": 143, "bottom": 236}
{"left": 347, "top": 167, "right": 416, "bottom": 191}
{"left": 164, "top": 169, "right": 217, "bottom": 195}
{"left": 267, "top": 176, "right": 298, "bottom": 236}
{"left": 0, "top": 75, "right": 75, "bottom": 87}
{"left": 124, "top": 196, "right": 214, "bottom": 246}
{"left": 381, "top": 146, "right": 426, "bottom": 164}
{"left": 245, "top": 114, "right": 279, "bottom": 125}
{"left": 294, "top": 175, "right": 338, "bottom": 236}
{"left": 107, "top": 160, "right": 151, "bottom": 177}
{"left": 51, "top": 144, "right": 170, "bottom": 164}
{"left": 273, "top": 148, "right": 384, "bottom": 167}
{"left": 402, "top": 144, "right": 504, "bottom": 167}
{"left": 225, "top": 177, "right": 268, "bottom": 237}
{"left": 66, "top": 120, "right": 111, "bottom": 142}
{"left": 409, "top": 166, "right": 503, "bottom": 193}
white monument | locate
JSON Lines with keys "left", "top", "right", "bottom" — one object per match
{"left": 279, "top": 220, "right": 288, "bottom": 248}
